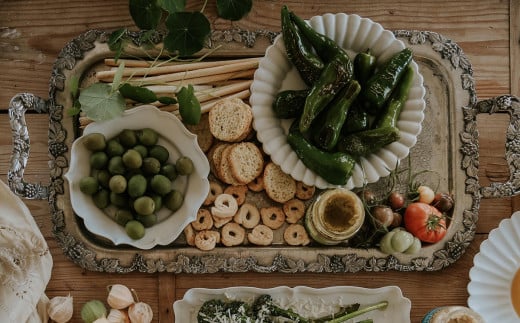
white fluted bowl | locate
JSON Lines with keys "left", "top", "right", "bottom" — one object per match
{"left": 250, "top": 13, "right": 426, "bottom": 189}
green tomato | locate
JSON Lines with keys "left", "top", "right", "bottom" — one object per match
{"left": 379, "top": 227, "right": 421, "bottom": 255}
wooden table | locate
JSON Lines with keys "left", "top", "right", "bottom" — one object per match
{"left": 1, "top": 1, "right": 519, "bottom": 322}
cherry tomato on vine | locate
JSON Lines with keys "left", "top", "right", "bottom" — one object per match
{"left": 404, "top": 202, "right": 447, "bottom": 243}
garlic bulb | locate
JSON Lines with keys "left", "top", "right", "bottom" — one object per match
{"left": 107, "top": 284, "right": 135, "bottom": 310}
{"left": 93, "top": 317, "right": 111, "bottom": 323}
{"left": 128, "top": 302, "right": 153, "bottom": 323}
{"left": 107, "top": 308, "right": 130, "bottom": 323}
{"left": 47, "top": 294, "right": 73, "bottom": 323}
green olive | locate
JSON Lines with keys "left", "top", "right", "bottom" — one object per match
{"left": 176, "top": 156, "right": 194, "bottom": 175}
{"left": 150, "top": 194, "right": 162, "bottom": 212}
{"left": 90, "top": 151, "right": 109, "bottom": 170}
{"left": 79, "top": 176, "right": 99, "bottom": 195}
{"left": 164, "top": 189, "right": 183, "bottom": 212}
{"left": 133, "top": 144, "right": 148, "bottom": 158}
{"left": 122, "top": 149, "right": 143, "bottom": 169}
{"left": 127, "top": 174, "right": 147, "bottom": 198}
{"left": 110, "top": 192, "right": 130, "bottom": 208}
{"left": 148, "top": 145, "right": 169, "bottom": 164}
{"left": 142, "top": 157, "right": 161, "bottom": 175}
{"left": 95, "top": 169, "right": 111, "bottom": 188}
{"left": 118, "top": 129, "right": 137, "bottom": 148}
{"left": 137, "top": 128, "right": 159, "bottom": 146}
{"left": 115, "top": 209, "right": 134, "bottom": 226}
{"left": 108, "top": 174, "right": 127, "bottom": 194}
{"left": 83, "top": 133, "right": 106, "bottom": 151}
{"left": 160, "top": 163, "right": 178, "bottom": 180}
{"left": 105, "top": 139, "right": 124, "bottom": 157}
{"left": 125, "top": 220, "right": 145, "bottom": 240}
{"left": 108, "top": 156, "right": 126, "bottom": 175}
{"left": 92, "top": 189, "right": 110, "bottom": 209}
{"left": 133, "top": 196, "right": 155, "bottom": 216}
{"left": 136, "top": 213, "right": 158, "bottom": 228}
{"left": 150, "top": 174, "right": 172, "bottom": 196}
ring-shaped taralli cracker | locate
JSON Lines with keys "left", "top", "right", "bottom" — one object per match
{"left": 191, "top": 209, "right": 214, "bottom": 231}
{"left": 260, "top": 206, "right": 286, "bottom": 230}
{"left": 221, "top": 222, "right": 246, "bottom": 247}
{"left": 212, "top": 214, "right": 233, "bottom": 228}
{"left": 183, "top": 223, "right": 196, "bottom": 246}
{"left": 247, "top": 176, "right": 264, "bottom": 192}
{"left": 248, "top": 224, "right": 274, "bottom": 246}
{"left": 234, "top": 203, "right": 261, "bottom": 229}
{"left": 194, "top": 230, "right": 221, "bottom": 251}
{"left": 211, "top": 193, "right": 238, "bottom": 218}
{"left": 224, "top": 185, "right": 248, "bottom": 206}
{"left": 295, "top": 181, "right": 316, "bottom": 200}
{"left": 204, "top": 181, "right": 223, "bottom": 206}
{"left": 283, "top": 224, "right": 311, "bottom": 246}
{"left": 283, "top": 198, "right": 306, "bottom": 224}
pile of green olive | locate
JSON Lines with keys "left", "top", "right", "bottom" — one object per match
{"left": 78, "top": 128, "right": 194, "bottom": 240}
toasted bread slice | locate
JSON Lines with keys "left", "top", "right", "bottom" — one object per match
{"left": 228, "top": 142, "right": 264, "bottom": 185}
{"left": 263, "top": 162, "right": 296, "bottom": 203}
{"left": 208, "top": 97, "right": 253, "bottom": 142}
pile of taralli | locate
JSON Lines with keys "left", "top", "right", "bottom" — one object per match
{"left": 184, "top": 97, "right": 316, "bottom": 251}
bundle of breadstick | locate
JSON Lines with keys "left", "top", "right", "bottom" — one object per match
{"left": 78, "top": 56, "right": 259, "bottom": 127}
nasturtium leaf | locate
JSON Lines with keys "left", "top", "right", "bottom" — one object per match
{"left": 163, "top": 12, "right": 210, "bottom": 56}
{"left": 129, "top": 0, "right": 162, "bottom": 30}
{"left": 157, "top": 96, "right": 177, "bottom": 105}
{"left": 108, "top": 28, "right": 128, "bottom": 62}
{"left": 177, "top": 84, "right": 201, "bottom": 125}
{"left": 69, "top": 75, "right": 80, "bottom": 98}
{"left": 119, "top": 83, "right": 158, "bottom": 104}
{"left": 78, "top": 83, "right": 126, "bottom": 121}
{"left": 67, "top": 100, "right": 82, "bottom": 117}
{"left": 157, "top": 0, "right": 185, "bottom": 13}
{"left": 216, "top": 0, "right": 252, "bottom": 21}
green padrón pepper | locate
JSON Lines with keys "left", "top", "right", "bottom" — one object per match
{"left": 354, "top": 49, "right": 376, "bottom": 86}
{"left": 374, "top": 65, "right": 414, "bottom": 129}
{"left": 341, "top": 105, "right": 369, "bottom": 135}
{"left": 272, "top": 89, "right": 309, "bottom": 119}
{"left": 287, "top": 120, "right": 356, "bottom": 185}
{"left": 362, "top": 48, "right": 413, "bottom": 113}
{"left": 337, "top": 126, "right": 400, "bottom": 158}
{"left": 313, "top": 80, "right": 361, "bottom": 151}
{"left": 299, "top": 54, "right": 351, "bottom": 133}
{"left": 281, "top": 6, "right": 324, "bottom": 85}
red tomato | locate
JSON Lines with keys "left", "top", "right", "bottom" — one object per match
{"left": 404, "top": 202, "right": 447, "bottom": 243}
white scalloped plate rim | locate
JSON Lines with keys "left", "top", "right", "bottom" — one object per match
{"left": 467, "top": 211, "right": 520, "bottom": 322}
{"left": 64, "top": 105, "right": 210, "bottom": 250}
{"left": 250, "top": 13, "right": 426, "bottom": 189}
{"left": 173, "top": 285, "right": 411, "bottom": 322}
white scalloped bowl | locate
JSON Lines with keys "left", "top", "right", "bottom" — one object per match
{"left": 250, "top": 13, "right": 426, "bottom": 189}
{"left": 467, "top": 211, "right": 520, "bottom": 322}
{"left": 64, "top": 105, "right": 210, "bottom": 250}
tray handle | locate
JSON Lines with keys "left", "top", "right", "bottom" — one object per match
{"left": 8, "top": 93, "right": 50, "bottom": 199}
{"left": 475, "top": 95, "right": 520, "bottom": 198}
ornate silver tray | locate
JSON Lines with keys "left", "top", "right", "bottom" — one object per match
{"left": 8, "top": 28, "right": 520, "bottom": 273}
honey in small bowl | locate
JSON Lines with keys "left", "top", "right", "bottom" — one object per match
{"left": 512, "top": 268, "right": 520, "bottom": 317}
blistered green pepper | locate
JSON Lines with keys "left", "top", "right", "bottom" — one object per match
{"left": 281, "top": 6, "right": 324, "bottom": 85}
{"left": 341, "top": 105, "right": 369, "bottom": 135}
{"left": 272, "top": 89, "right": 309, "bottom": 119}
{"left": 313, "top": 80, "right": 361, "bottom": 151}
{"left": 287, "top": 120, "right": 356, "bottom": 185}
{"left": 337, "top": 126, "right": 400, "bottom": 158}
{"left": 354, "top": 49, "right": 376, "bottom": 86}
{"left": 299, "top": 55, "right": 351, "bottom": 133}
{"left": 362, "top": 48, "right": 413, "bottom": 114}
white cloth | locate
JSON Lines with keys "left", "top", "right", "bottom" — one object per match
{"left": 0, "top": 179, "right": 52, "bottom": 322}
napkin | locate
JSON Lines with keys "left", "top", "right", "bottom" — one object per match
{"left": 0, "top": 179, "right": 53, "bottom": 322}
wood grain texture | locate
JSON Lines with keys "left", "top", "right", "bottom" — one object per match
{"left": 0, "top": 1, "right": 517, "bottom": 322}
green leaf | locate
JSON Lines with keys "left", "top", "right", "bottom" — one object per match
{"left": 78, "top": 83, "right": 126, "bottom": 121}
{"left": 157, "top": 96, "right": 177, "bottom": 104}
{"left": 163, "top": 11, "right": 210, "bottom": 56}
{"left": 216, "top": 0, "right": 252, "bottom": 21}
{"left": 119, "top": 83, "right": 158, "bottom": 104}
{"left": 177, "top": 84, "right": 201, "bottom": 125}
{"left": 108, "top": 28, "right": 128, "bottom": 61}
{"left": 69, "top": 75, "right": 80, "bottom": 98}
{"left": 67, "top": 100, "right": 82, "bottom": 117}
{"left": 129, "top": 0, "right": 163, "bottom": 30}
{"left": 157, "top": 0, "right": 185, "bottom": 13}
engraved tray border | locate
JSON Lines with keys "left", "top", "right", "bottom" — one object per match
{"left": 9, "top": 28, "right": 484, "bottom": 273}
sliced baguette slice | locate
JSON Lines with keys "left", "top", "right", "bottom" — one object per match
{"left": 228, "top": 142, "right": 264, "bottom": 185}
{"left": 263, "top": 162, "right": 296, "bottom": 203}
{"left": 208, "top": 97, "right": 253, "bottom": 142}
